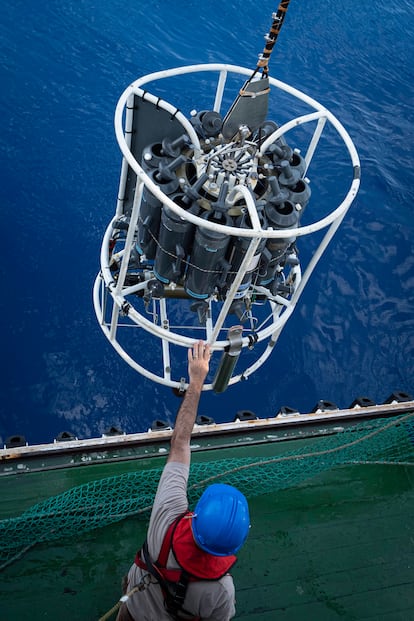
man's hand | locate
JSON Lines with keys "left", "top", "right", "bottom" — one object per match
{"left": 188, "top": 340, "right": 211, "bottom": 389}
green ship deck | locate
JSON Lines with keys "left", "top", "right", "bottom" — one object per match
{"left": 1, "top": 403, "right": 414, "bottom": 620}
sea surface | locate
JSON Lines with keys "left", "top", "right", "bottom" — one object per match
{"left": 1, "top": 0, "right": 413, "bottom": 445}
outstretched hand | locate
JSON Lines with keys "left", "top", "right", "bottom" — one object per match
{"left": 188, "top": 340, "right": 210, "bottom": 388}
{"left": 168, "top": 341, "right": 211, "bottom": 465}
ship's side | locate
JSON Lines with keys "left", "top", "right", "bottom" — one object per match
{"left": 1, "top": 400, "right": 414, "bottom": 620}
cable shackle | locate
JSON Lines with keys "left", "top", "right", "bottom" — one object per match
{"left": 257, "top": 0, "right": 292, "bottom": 76}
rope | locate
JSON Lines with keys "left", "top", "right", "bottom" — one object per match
{"left": 124, "top": 214, "right": 243, "bottom": 278}
{"left": 0, "top": 541, "right": 38, "bottom": 572}
{"left": 98, "top": 580, "right": 151, "bottom": 621}
{"left": 98, "top": 598, "right": 123, "bottom": 621}
{"left": 1, "top": 414, "right": 412, "bottom": 574}
{"left": 95, "top": 412, "right": 413, "bottom": 619}
{"left": 256, "top": 0, "right": 292, "bottom": 77}
{"left": 187, "top": 412, "right": 414, "bottom": 490}
{"left": 137, "top": 215, "right": 230, "bottom": 275}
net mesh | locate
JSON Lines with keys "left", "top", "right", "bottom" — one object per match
{"left": 1, "top": 413, "right": 413, "bottom": 570}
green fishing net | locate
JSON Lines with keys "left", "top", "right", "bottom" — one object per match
{"left": 1, "top": 413, "right": 413, "bottom": 570}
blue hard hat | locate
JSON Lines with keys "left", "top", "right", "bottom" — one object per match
{"left": 192, "top": 484, "right": 250, "bottom": 556}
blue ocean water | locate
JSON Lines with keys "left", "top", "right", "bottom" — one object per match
{"left": 1, "top": 0, "right": 413, "bottom": 444}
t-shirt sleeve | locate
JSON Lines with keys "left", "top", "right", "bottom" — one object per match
{"left": 146, "top": 461, "right": 190, "bottom": 558}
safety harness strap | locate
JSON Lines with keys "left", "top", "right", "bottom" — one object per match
{"left": 140, "top": 539, "right": 200, "bottom": 621}
{"left": 158, "top": 512, "right": 184, "bottom": 567}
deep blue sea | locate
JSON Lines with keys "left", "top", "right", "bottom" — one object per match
{"left": 1, "top": 0, "right": 413, "bottom": 445}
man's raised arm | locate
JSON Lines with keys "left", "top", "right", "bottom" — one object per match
{"left": 168, "top": 341, "right": 210, "bottom": 466}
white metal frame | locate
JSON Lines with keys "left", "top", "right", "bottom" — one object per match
{"left": 93, "top": 63, "right": 360, "bottom": 390}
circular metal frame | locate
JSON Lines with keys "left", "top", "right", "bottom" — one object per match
{"left": 93, "top": 63, "right": 360, "bottom": 390}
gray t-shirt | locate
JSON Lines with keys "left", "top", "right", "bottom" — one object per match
{"left": 126, "top": 461, "right": 236, "bottom": 620}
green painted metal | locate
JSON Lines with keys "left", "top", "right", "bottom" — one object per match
{"left": 1, "top": 463, "right": 413, "bottom": 620}
{"left": 1, "top": 408, "right": 413, "bottom": 619}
